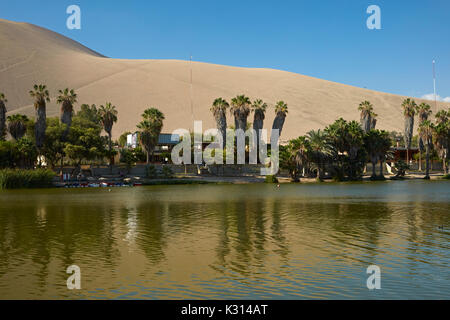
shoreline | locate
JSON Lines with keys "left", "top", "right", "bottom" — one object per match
{"left": 52, "top": 172, "right": 449, "bottom": 189}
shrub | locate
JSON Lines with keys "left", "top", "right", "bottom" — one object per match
{"left": 145, "top": 165, "right": 157, "bottom": 178}
{"left": 162, "top": 166, "right": 174, "bottom": 179}
{"left": 264, "top": 175, "right": 278, "bottom": 183}
{"left": 441, "top": 174, "right": 450, "bottom": 180}
{"left": 120, "top": 148, "right": 138, "bottom": 172}
{"left": 394, "top": 160, "right": 409, "bottom": 177}
{"left": 0, "top": 169, "right": 56, "bottom": 189}
{"left": 0, "top": 141, "right": 16, "bottom": 168}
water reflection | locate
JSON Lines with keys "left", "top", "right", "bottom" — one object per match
{"left": 0, "top": 181, "right": 448, "bottom": 299}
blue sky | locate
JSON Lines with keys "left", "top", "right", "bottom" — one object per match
{"left": 1, "top": 0, "right": 450, "bottom": 100}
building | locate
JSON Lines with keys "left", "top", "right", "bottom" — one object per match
{"left": 391, "top": 147, "right": 419, "bottom": 163}
{"left": 126, "top": 132, "right": 180, "bottom": 163}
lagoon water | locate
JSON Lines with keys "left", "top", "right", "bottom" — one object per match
{"left": 0, "top": 181, "right": 449, "bottom": 299}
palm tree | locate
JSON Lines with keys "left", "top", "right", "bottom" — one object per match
{"left": 416, "top": 103, "right": 432, "bottom": 171}
{"left": 272, "top": 101, "right": 288, "bottom": 141}
{"left": 252, "top": 99, "right": 267, "bottom": 145}
{"left": 325, "top": 119, "right": 364, "bottom": 180}
{"left": 401, "top": 98, "right": 417, "bottom": 165}
{"left": 0, "top": 93, "right": 7, "bottom": 140}
{"left": 99, "top": 103, "right": 118, "bottom": 170}
{"left": 7, "top": 114, "right": 29, "bottom": 140}
{"left": 29, "top": 84, "right": 50, "bottom": 150}
{"left": 358, "top": 101, "right": 374, "bottom": 133}
{"left": 56, "top": 88, "right": 77, "bottom": 138}
{"left": 281, "top": 136, "right": 310, "bottom": 182}
{"left": 370, "top": 112, "right": 378, "bottom": 130}
{"left": 230, "top": 95, "right": 251, "bottom": 131}
{"left": 377, "top": 130, "right": 391, "bottom": 178}
{"left": 306, "top": 129, "right": 332, "bottom": 180}
{"left": 433, "top": 109, "right": 449, "bottom": 174}
{"left": 137, "top": 108, "right": 165, "bottom": 164}
{"left": 364, "top": 130, "right": 382, "bottom": 179}
{"left": 419, "top": 120, "right": 434, "bottom": 179}
{"left": 210, "top": 98, "right": 229, "bottom": 146}
{"left": 435, "top": 109, "right": 449, "bottom": 125}
{"left": 290, "top": 136, "right": 310, "bottom": 181}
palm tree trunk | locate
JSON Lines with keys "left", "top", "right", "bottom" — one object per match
{"left": 216, "top": 111, "right": 227, "bottom": 148}
{"left": 108, "top": 131, "right": 113, "bottom": 174}
{"left": 379, "top": 159, "right": 384, "bottom": 178}
{"left": 253, "top": 113, "right": 264, "bottom": 162}
{"left": 361, "top": 115, "right": 371, "bottom": 133}
{"left": 272, "top": 114, "right": 286, "bottom": 137}
{"left": 35, "top": 102, "right": 46, "bottom": 150}
{"left": 253, "top": 119, "right": 263, "bottom": 147}
{"left": 404, "top": 115, "right": 413, "bottom": 169}
{"left": 60, "top": 156, "right": 64, "bottom": 181}
{"left": 0, "top": 103, "right": 6, "bottom": 141}
{"left": 425, "top": 146, "right": 430, "bottom": 179}
{"left": 418, "top": 151, "right": 422, "bottom": 171}
{"left": 237, "top": 115, "right": 247, "bottom": 131}
{"left": 371, "top": 157, "right": 377, "bottom": 178}
{"left": 60, "top": 103, "right": 72, "bottom": 139}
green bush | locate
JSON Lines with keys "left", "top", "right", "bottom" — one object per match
{"left": 394, "top": 160, "right": 409, "bottom": 177}
{"left": 441, "top": 174, "right": 450, "bottom": 180}
{"left": 145, "top": 165, "right": 157, "bottom": 178}
{"left": 264, "top": 175, "right": 278, "bottom": 183}
{"left": 0, "top": 141, "right": 16, "bottom": 168}
{"left": 162, "top": 166, "right": 174, "bottom": 179}
{"left": 0, "top": 169, "right": 56, "bottom": 189}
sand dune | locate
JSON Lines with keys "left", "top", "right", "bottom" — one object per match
{"left": 1, "top": 18, "right": 448, "bottom": 141}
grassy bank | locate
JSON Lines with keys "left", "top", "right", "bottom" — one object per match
{"left": 0, "top": 169, "right": 56, "bottom": 189}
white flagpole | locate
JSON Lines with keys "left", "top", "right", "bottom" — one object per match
{"left": 433, "top": 59, "right": 437, "bottom": 112}
{"left": 190, "top": 54, "right": 194, "bottom": 127}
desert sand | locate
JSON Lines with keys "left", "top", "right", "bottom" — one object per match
{"left": 1, "top": 18, "right": 448, "bottom": 141}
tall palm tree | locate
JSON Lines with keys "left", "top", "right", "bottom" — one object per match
{"left": 401, "top": 98, "right": 417, "bottom": 165}
{"left": 435, "top": 109, "right": 449, "bottom": 125}
{"left": 377, "top": 130, "right": 392, "bottom": 178}
{"left": 56, "top": 88, "right": 77, "bottom": 138}
{"left": 433, "top": 109, "right": 449, "bottom": 174}
{"left": 210, "top": 98, "right": 229, "bottom": 146}
{"left": 230, "top": 95, "right": 251, "bottom": 131}
{"left": 7, "top": 114, "right": 28, "bottom": 140}
{"left": 272, "top": 101, "right": 288, "bottom": 139}
{"left": 416, "top": 103, "right": 432, "bottom": 171}
{"left": 137, "top": 108, "right": 165, "bottom": 164}
{"left": 99, "top": 103, "right": 118, "bottom": 169}
{"left": 358, "top": 101, "right": 374, "bottom": 133}
{"left": 0, "top": 93, "right": 7, "bottom": 140}
{"left": 252, "top": 99, "right": 268, "bottom": 146}
{"left": 306, "top": 129, "right": 332, "bottom": 180}
{"left": 364, "top": 130, "right": 382, "bottom": 179}
{"left": 282, "top": 136, "right": 309, "bottom": 182}
{"left": 370, "top": 111, "right": 378, "bottom": 130}
{"left": 29, "top": 84, "right": 50, "bottom": 150}
{"left": 419, "top": 120, "right": 434, "bottom": 179}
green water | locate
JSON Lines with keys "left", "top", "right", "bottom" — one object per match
{"left": 0, "top": 181, "right": 449, "bottom": 299}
